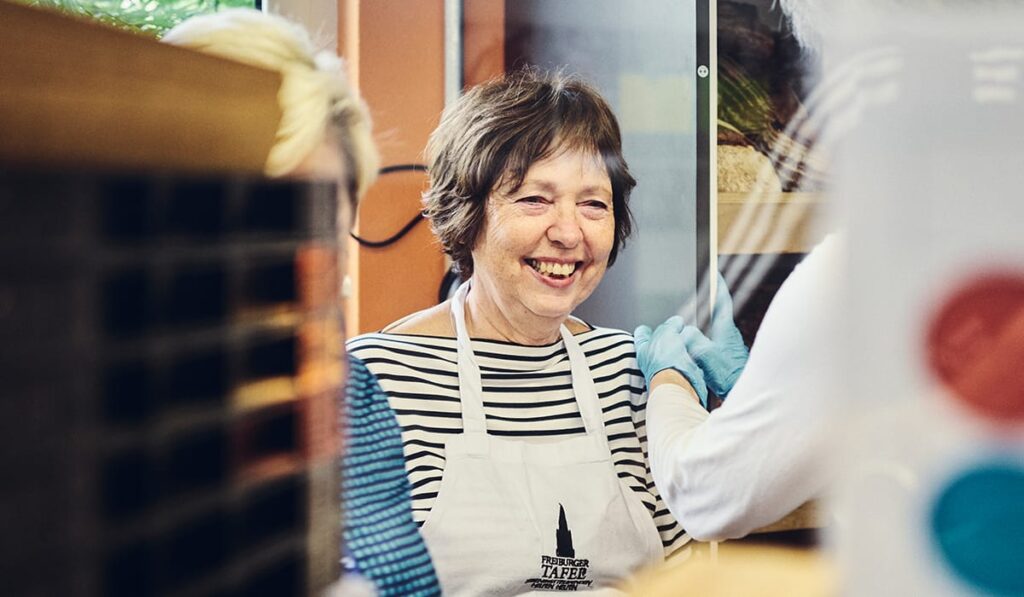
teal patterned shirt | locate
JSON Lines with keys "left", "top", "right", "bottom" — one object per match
{"left": 342, "top": 354, "right": 441, "bottom": 596}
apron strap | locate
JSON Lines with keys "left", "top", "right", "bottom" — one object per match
{"left": 560, "top": 325, "right": 610, "bottom": 452}
{"left": 451, "top": 282, "right": 488, "bottom": 434}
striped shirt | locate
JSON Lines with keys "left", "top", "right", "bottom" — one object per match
{"left": 346, "top": 326, "right": 690, "bottom": 556}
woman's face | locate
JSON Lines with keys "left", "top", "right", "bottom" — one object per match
{"left": 470, "top": 147, "right": 615, "bottom": 324}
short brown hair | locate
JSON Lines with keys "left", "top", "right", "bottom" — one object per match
{"left": 423, "top": 69, "right": 636, "bottom": 278}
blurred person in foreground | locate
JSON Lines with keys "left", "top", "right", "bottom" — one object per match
{"left": 346, "top": 69, "right": 689, "bottom": 595}
{"left": 163, "top": 10, "right": 441, "bottom": 596}
{"left": 634, "top": 0, "right": 1019, "bottom": 544}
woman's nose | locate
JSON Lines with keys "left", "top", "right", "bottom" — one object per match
{"left": 546, "top": 204, "right": 583, "bottom": 248}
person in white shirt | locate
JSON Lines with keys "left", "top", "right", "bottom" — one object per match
{"left": 633, "top": 0, "right": 1006, "bottom": 542}
{"left": 635, "top": 235, "right": 843, "bottom": 540}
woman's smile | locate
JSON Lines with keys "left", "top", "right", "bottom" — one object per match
{"left": 524, "top": 257, "right": 584, "bottom": 288}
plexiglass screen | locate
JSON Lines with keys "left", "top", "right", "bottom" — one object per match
{"left": 496, "top": 0, "right": 702, "bottom": 329}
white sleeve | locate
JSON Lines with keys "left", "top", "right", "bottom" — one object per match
{"left": 648, "top": 236, "right": 843, "bottom": 541}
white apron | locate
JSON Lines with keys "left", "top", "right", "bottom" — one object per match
{"left": 420, "top": 282, "right": 664, "bottom": 596}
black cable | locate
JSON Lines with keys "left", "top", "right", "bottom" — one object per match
{"left": 438, "top": 265, "right": 461, "bottom": 303}
{"left": 350, "top": 212, "right": 425, "bottom": 248}
{"left": 349, "top": 163, "right": 454, "bottom": 305}
{"left": 349, "top": 164, "right": 428, "bottom": 248}
{"left": 379, "top": 164, "right": 428, "bottom": 175}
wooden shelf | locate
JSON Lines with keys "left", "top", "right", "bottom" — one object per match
{"left": 0, "top": 0, "right": 281, "bottom": 174}
{"left": 718, "top": 191, "right": 822, "bottom": 255}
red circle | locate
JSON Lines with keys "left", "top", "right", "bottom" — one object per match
{"left": 927, "top": 272, "right": 1024, "bottom": 423}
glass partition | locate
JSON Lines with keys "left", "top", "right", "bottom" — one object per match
{"left": 465, "top": 0, "right": 713, "bottom": 330}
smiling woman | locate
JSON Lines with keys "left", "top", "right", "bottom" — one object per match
{"left": 346, "top": 70, "right": 690, "bottom": 596}
{"left": 470, "top": 148, "right": 615, "bottom": 343}
{"left": 423, "top": 69, "right": 634, "bottom": 282}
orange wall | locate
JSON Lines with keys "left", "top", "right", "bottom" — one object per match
{"left": 340, "top": 0, "right": 447, "bottom": 335}
{"left": 338, "top": 0, "right": 506, "bottom": 335}
{"left": 464, "top": 0, "right": 505, "bottom": 87}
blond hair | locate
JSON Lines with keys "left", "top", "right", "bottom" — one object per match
{"left": 163, "top": 9, "right": 378, "bottom": 200}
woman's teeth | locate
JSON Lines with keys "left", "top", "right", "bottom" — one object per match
{"left": 527, "top": 259, "right": 577, "bottom": 278}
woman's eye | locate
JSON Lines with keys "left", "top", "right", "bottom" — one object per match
{"left": 517, "top": 195, "right": 547, "bottom": 205}
{"left": 581, "top": 200, "right": 610, "bottom": 210}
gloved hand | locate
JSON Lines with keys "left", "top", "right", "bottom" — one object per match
{"left": 682, "top": 272, "right": 749, "bottom": 398}
{"left": 634, "top": 316, "right": 709, "bottom": 407}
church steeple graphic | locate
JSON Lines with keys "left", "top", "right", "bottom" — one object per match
{"left": 555, "top": 504, "right": 575, "bottom": 558}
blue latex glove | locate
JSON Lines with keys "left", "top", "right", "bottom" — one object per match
{"left": 634, "top": 316, "right": 709, "bottom": 407}
{"left": 682, "top": 273, "right": 749, "bottom": 398}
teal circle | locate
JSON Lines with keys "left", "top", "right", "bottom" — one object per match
{"left": 931, "top": 463, "right": 1024, "bottom": 596}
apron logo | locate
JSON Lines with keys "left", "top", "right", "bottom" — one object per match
{"left": 524, "top": 505, "right": 593, "bottom": 591}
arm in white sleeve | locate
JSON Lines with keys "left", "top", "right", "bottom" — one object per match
{"left": 648, "top": 236, "right": 843, "bottom": 541}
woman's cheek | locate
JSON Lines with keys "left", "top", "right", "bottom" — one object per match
{"left": 517, "top": 204, "right": 548, "bottom": 217}
{"left": 579, "top": 205, "right": 611, "bottom": 221}
{"left": 591, "top": 219, "right": 615, "bottom": 249}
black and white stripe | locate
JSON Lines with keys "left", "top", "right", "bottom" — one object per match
{"left": 347, "top": 327, "right": 690, "bottom": 555}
